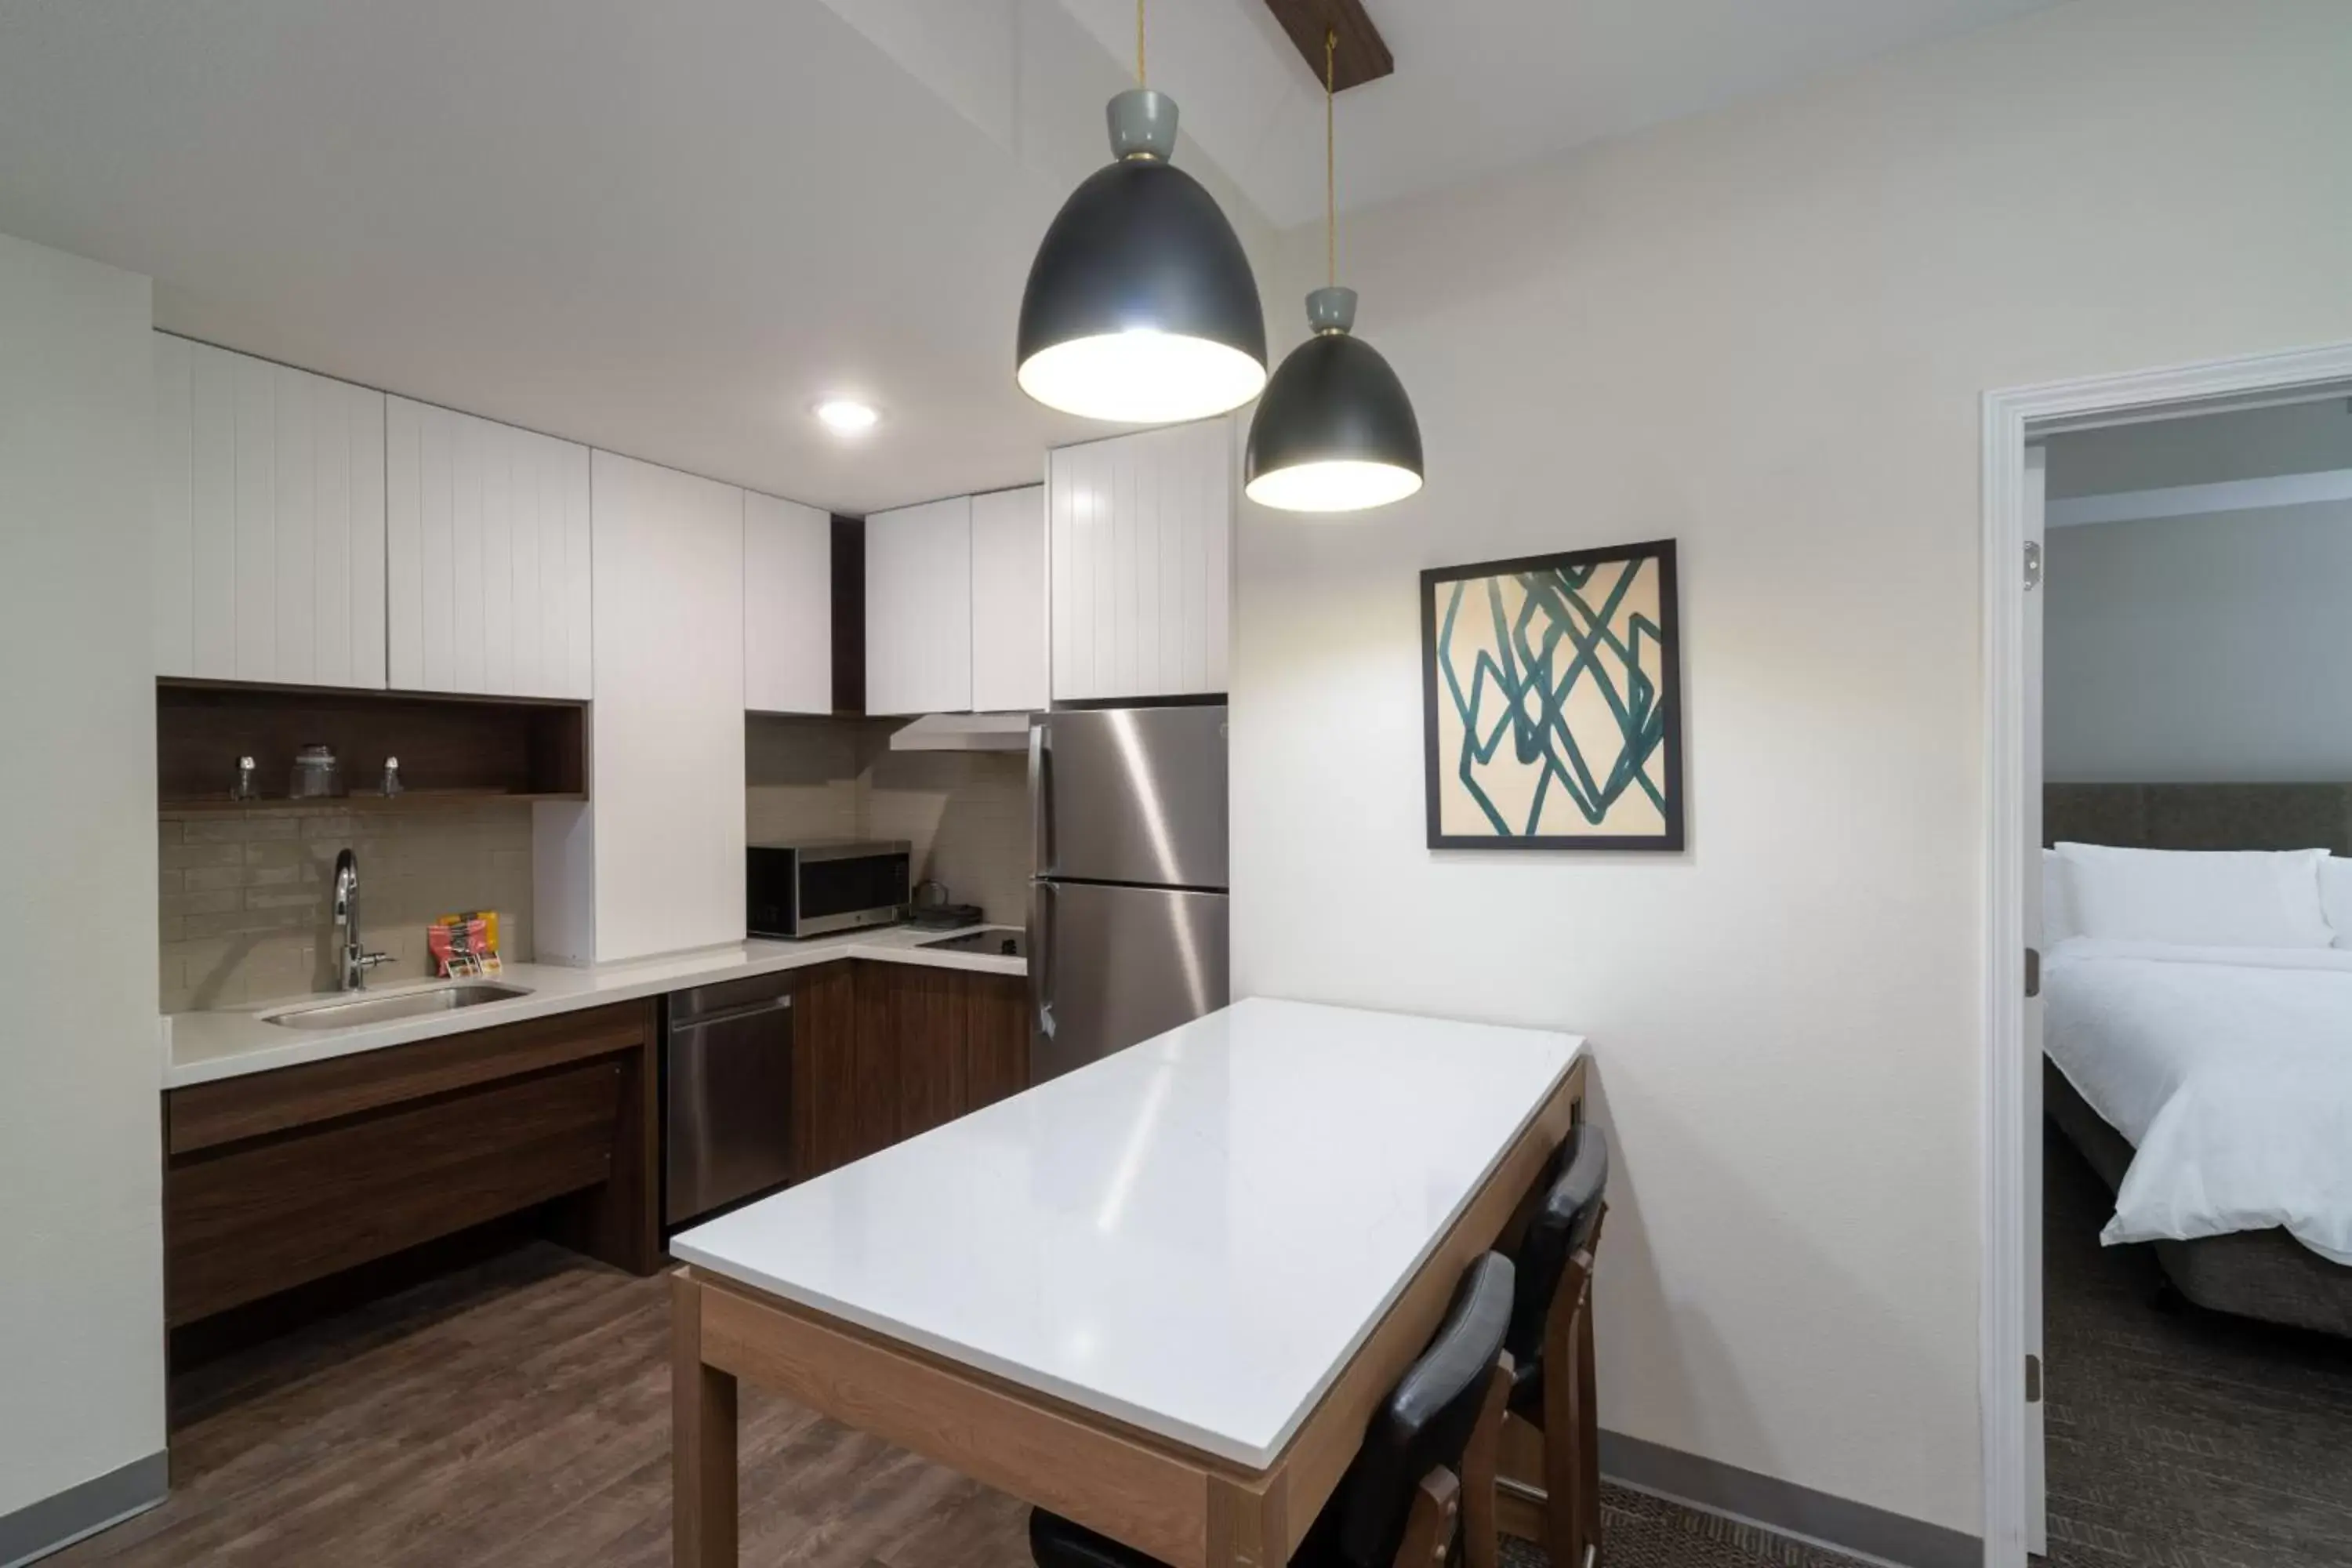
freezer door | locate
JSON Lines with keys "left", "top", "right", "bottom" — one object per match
{"left": 1033, "top": 706, "right": 1229, "bottom": 889}
{"left": 1030, "top": 880, "right": 1229, "bottom": 1083}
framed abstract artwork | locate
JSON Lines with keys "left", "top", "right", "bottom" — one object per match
{"left": 1421, "top": 539, "right": 1684, "bottom": 851}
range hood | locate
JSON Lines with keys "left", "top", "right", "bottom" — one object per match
{"left": 887, "top": 712, "right": 1036, "bottom": 752}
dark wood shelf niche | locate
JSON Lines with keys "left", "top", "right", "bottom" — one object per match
{"left": 158, "top": 680, "right": 587, "bottom": 812}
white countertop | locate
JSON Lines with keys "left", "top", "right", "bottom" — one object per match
{"left": 162, "top": 924, "right": 1025, "bottom": 1088}
{"left": 670, "top": 996, "right": 1582, "bottom": 1469}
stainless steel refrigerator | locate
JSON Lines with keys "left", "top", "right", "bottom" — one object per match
{"left": 1028, "top": 704, "right": 1229, "bottom": 1083}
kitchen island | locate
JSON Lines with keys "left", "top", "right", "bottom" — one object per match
{"left": 670, "top": 996, "right": 1587, "bottom": 1567}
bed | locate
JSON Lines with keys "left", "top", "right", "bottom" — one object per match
{"left": 2042, "top": 783, "right": 2352, "bottom": 1337}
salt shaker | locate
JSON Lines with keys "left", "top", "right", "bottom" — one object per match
{"left": 230, "top": 755, "right": 259, "bottom": 802}
{"left": 379, "top": 756, "right": 404, "bottom": 797}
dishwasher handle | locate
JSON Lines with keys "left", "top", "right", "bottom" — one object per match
{"left": 668, "top": 990, "right": 793, "bottom": 1032}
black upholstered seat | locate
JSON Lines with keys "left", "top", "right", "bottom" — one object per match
{"left": 1027, "top": 1250, "right": 1516, "bottom": 1568}
{"left": 1503, "top": 1124, "right": 1610, "bottom": 1417}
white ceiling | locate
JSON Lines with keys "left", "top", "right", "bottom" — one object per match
{"left": 0, "top": 0, "right": 1139, "bottom": 515}
{"left": 1052, "top": 0, "right": 2069, "bottom": 227}
{"left": 0, "top": 0, "right": 2065, "bottom": 515}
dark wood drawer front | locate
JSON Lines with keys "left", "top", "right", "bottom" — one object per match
{"left": 168, "top": 1001, "right": 650, "bottom": 1156}
{"left": 168, "top": 1061, "right": 622, "bottom": 1325}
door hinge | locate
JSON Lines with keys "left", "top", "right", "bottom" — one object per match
{"left": 2025, "top": 946, "right": 2041, "bottom": 999}
{"left": 2024, "top": 540, "right": 2043, "bottom": 590}
{"left": 2025, "top": 1353, "right": 2043, "bottom": 1403}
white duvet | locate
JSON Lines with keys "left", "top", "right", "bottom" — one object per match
{"left": 2044, "top": 938, "right": 2352, "bottom": 1264}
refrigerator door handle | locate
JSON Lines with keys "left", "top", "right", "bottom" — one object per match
{"left": 1029, "top": 717, "right": 1052, "bottom": 878}
{"left": 1029, "top": 878, "right": 1056, "bottom": 1044}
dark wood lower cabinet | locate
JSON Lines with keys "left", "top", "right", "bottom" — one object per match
{"left": 790, "top": 961, "right": 864, "bottom": 1181}
{"left": 792, "top": 960, "right": 1031, "bottom": 1182}
{"left": 162, "top": 963, "right": 1024, "bottom": 1349}
{"left": 162, "top": 999, "right": 660, "bottom": 1336}
{"left": 964, "top": 967, "right": 1029, "bottom": 1114}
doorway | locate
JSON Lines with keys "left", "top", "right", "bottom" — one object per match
{"left": 1980, "top": 340, "right": 2352, "bottom": 1568}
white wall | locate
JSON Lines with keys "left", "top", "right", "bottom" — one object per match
{"left": 2047, "top": 502, "right": 2352, "bottom": 782}
{"left": 0, "top": 236, "right": 165, "bottom": 1518}
{"left": 1231, "top": 0, "right": 2352, "bottom": 1537}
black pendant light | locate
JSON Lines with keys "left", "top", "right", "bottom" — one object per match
{"left": 1244, "top": 30, "right": 1422, "bottom": 514}
{"left": 1016, "top": 0, "right": 1267, "bottom": 425}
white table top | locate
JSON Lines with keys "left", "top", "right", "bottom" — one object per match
{"left": 670, "top": 996, "right": 1583, "bottom": 1468}
{"left": 162, "top": 924, "right": 1024, "bottom": 1088}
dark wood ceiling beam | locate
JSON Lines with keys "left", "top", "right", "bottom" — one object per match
{"left": 1258, "top": 0, "right": 1394, "bottom": 93}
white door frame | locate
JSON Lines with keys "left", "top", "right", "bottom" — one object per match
{"left": 1977, "top": 339, "right": 2352, "bottom": 1568}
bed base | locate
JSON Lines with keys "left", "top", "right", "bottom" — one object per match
{"left": 2045, "top": 1059, "right": 2352, "bottom": 1338}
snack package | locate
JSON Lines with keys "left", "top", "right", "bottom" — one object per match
{"left": 429, "top": 910, "right": 503, "bottom": 978}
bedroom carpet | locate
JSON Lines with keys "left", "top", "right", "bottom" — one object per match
{"left": 2043, "top": 1122, "right": 2352, "bottom": 1567}
{"left": 1497, "top": 1493, "right": 1871, "bottom": 1568}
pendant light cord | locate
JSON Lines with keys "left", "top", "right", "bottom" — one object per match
{"left": 1137, "top": 0, "right": 1146, "bottom": 85}
{"left": 1324, "top": 28, "right": 1337, "bottom": 289}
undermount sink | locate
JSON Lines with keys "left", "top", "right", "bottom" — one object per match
{"left": 260, "top": 982, "right": 532, "bottom": 1029}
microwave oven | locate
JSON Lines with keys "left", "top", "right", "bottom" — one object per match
{"left": 747, "top": 839, "right": 911, "bottom": 939}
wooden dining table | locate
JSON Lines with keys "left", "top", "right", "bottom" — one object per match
{"left": 668, "top": 996, "right": 1587, "bottom": 1568}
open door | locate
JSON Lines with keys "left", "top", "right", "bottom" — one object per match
{"left": 2022, "top": 441, "right": 2049, "bottom": 1556}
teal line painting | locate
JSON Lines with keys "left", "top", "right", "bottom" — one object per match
{"left": 1420, "top": 539, "right": 1683, "bottom": 851}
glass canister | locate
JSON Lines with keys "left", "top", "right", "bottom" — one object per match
{"left": 288, "top": 744, "right": 343, "bottom": 800}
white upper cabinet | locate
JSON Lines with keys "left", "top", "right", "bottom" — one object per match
{"left": 969, "top": 485, "right": 1049, "bottom": 713}
{"left": 384, "top": 397, "right": 592, "bottom": 700}
{"left": 865, "top": 495, "right": 974, "bottom": 716}
{"left": 1048, "top": 418, "right": 1231, "bottom": 702}
{"left": 538, "top": 451, "right": 744, "bottom": 965}
{"left": 743, "top": 492, "right": 833, "bottom": 714}
{"left": 151, "top": 334, "right": 387, "bottom": 688}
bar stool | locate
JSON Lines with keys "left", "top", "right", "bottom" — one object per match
{"left": 1029, "top": 1251, "right": 1519, "bottom": 1568}
{"left": 1497, "top": 1126, "right": 1610, "bottom": 1568}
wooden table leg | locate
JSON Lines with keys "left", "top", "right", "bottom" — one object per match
{"left": 673, "top": 1270, "right": 740, "bottom": 1568}
{"left": 1205, "top": 1472, "right": 1288, "bottom": 1568}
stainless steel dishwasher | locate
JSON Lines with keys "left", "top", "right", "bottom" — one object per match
{"left": 663, "top": 971, "right": 795, "bottom": 1228}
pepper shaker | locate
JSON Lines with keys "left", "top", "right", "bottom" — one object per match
{"left": 379, "top": 756, "right": 404, "bottom": 797}
{"left": 230, "top": 755, "right": 259, "bottom": 802}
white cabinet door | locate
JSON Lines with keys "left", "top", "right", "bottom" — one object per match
{"left": 538, "top": 451, "right": 745, "bottom": 964}
{"left": 384, "top": 397, "right": 591, "bottom": 699}
{"left": 865, "top": 495, "right": 973, "bottom": 716}
{"left": 743, "top": 491, "right": 833, "bottom": 713}
{"left": 970, "top": 484, "right": 1048, "bottom": 713}
{"left": 151, "top": 333, "right": 386, "bottom": 688}
{"left": 1048, "top": 418, "right": 1230, "bottom": 702}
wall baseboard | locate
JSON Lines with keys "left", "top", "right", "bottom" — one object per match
{"left": 0, "top": 1454, "right": 166, "bottom": 1568}
{"left": 1602, "top": 1430, "right": 1980, "bottom": 1568}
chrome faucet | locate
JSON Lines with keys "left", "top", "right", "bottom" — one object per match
{"left": 332, "top": 848, "right": 393, "bottom": 992}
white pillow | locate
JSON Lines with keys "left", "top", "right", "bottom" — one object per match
{"left": 2321, "top": 858, "right": 2352, "bottom": 949}
{"left": 2052, "top": 842, "right": 2333, "bottom": 949}
{"left": 2040, "top": 849, "right": 2078, "bottom": 947}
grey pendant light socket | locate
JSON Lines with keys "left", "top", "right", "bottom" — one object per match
{"left": 1306, "top": 285, "right": 1357, "bottom": 332}
{"left": 1107, "top": 87, "right": 1178, "bottom": 160}
{"left": 1243, "top": 289, "right": 1424, "bottom": 513}
{"left": 1015, "top": 89, "right": 1267, "bottom": 423}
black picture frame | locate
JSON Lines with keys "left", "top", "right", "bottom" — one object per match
{"left": 1420, "top": 538, "right": 1684, "bottom": 851}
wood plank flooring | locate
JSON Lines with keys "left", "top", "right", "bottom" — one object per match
{"left": 52, "top": 1244, "right": 1029, "bottom": 1568}
{"left": 54, "top": 1240, "right": 1879, "bottom": 1568}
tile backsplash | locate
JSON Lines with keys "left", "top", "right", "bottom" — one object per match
{"left": 158, "top": 804, "right": 534, "bottom": 1012}
{"left": 746, "top": 717, "right": 1032, "bottom": 924}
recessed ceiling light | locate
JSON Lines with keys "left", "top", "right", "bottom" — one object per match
{"left": 815, "top": 398, "right": 879, "bottom": 435}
